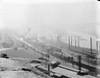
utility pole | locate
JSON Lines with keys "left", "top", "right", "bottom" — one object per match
{"left": 71, "top": 54, "right": 74, "bottom": 68}
{"left": 90, "top": 37, "right": 92, "bottom": 54}
{"left": 78, "top": 55, "right": 82, "bottom": 72}
{"left": 48, "top": 57, "right": 50, "bottom": 76}
{"left": 47, "top": 50, "right": 50, "bottom": 76}
{"left": 96, "top": 40, "right": 100, "bottom": 76}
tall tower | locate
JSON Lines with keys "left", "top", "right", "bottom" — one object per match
{"left": 96, "top": 39, "right": 100, "bottom": 76}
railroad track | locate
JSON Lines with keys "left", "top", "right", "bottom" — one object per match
{"left": 14, "top": 36, "right": 98, "bottom": 76}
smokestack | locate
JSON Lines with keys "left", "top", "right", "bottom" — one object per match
{"left": 68, "top": 36, "right": 70, "bottom": 49}
{"left": 90, "top": 37, "right": 92, "bottom": 54}
{"left": 96, "top": 41, "right": 99, "bottom": 54}
{"left": 75, "top": 36, "right": 76, "bottom": 47}
{"left": 78, "top": 36, "right": 80, "bottom": 47}
{"left": 71, "top": 36, "right": 72, "bottom": 46}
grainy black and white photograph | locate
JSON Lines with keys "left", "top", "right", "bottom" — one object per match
{"left": 0, "top": 0, "right": 100, "bottom": 78}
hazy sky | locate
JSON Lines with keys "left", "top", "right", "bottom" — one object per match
{"left": 0, "top": 0, "right": 97, "bottom": 36}
{"left": 0, "top": 0, "right": 98, "bottom": 48}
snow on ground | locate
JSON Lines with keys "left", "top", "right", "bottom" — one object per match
{"left": 0, "top": 58, "right": 23, "bottom": 70}
{"left": 0, "top": 71, "right": 40, "bottom": 78}
{"left": 0, "top": 58, "right": 45, "bottom": 78}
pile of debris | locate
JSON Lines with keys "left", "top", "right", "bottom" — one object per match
{"left": 0, "top": 53, "right": 52, "bottom": 78}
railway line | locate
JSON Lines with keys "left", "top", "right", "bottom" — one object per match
{"left": 13, "top": 36, "right": 99, "bottom": 76}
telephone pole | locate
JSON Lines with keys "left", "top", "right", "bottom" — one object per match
{"left": 47, "top": 49, "right": 51, "bottom": 76}
{"left": 78, "top": 55, "right": 82, "bottom": 71}
{"left": 47, "top": 55, "right": 50, "bottom": 76}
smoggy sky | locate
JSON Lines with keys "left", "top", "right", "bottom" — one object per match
{"left": 0, "top": 0, "right": 99, "bottom": 49}
{"left": 0, "top": 0, "right": 97, "bottom": 37}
